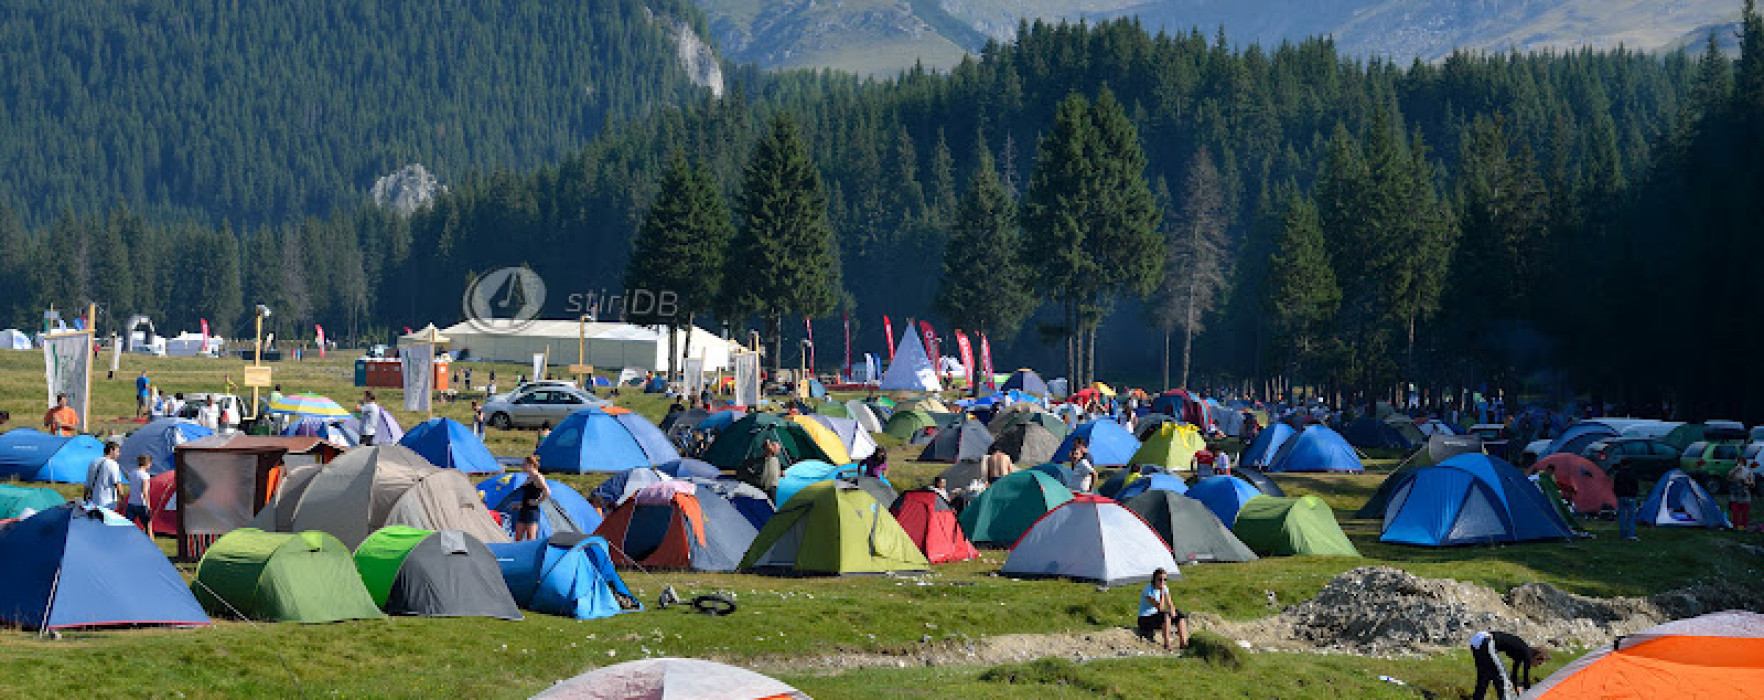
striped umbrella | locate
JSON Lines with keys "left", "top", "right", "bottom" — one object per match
{"left": 267, "top": 393, "right": 352, "bottom": 419}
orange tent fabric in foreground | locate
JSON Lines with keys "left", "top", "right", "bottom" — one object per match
{"left": 1525, "top": 610, "right": 1764, "bottom": 699}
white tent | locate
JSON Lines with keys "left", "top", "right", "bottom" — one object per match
{"left": 431, "top": 320, "right": 732, "bottom": 372}
{"left": 879, "top": 331, "right": 941, "bottom": 392}
{"left": 845, "top": 400, "right": 883, "bottom": 433}
{"left": 0, "top": 329, "right": 30, "bottom": 350}
{"left": 1001, "top": 498, "right": 1178, "bottom": 587}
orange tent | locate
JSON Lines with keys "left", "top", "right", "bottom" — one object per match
{"left": 1530, "top": 454, "right": 1617, "bottom": 514}
{"left": 1525, "top": 610, "right": 1764, "bottom": 699}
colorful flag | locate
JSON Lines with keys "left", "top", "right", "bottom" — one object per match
{"left": 918, "top": 321, "right": 938, "bottom": 371}
{"left": 315, "top": 324, "right": 327, "bottom": 358}
{"left": 954, "top": 330, "right": 974, "bottom": 387}
{"left": 980, "top": 334, "right": 995, "bottom": 390}
{"left": 883, "top": 316, "right": 895, "bottom": 361}
{"left": 200, "top": 318, "right": 209, "bottom": 353}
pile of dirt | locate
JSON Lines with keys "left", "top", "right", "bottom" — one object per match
{"left": 1216, "top": 566, "right": 1761, "bottom": 656}
{"left": 746, "top": 627, "right": 1175, "bottom": 673}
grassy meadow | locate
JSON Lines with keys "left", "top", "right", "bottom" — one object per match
{"left": 0, "top": 351, "right": 1757, "bottom": 698}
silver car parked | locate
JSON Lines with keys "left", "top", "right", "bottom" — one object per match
{"left": 483, "top": 384, "right": 605, "bottom": 430}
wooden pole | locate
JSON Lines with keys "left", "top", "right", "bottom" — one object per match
{"left": 81, "top": 303, "right": 94, "bottom": 432}
{"left": 252, "top": 311, "right": 264, "bottom": 421}
{"left": 428, "top": 325, "right": 438, "bottom": 419}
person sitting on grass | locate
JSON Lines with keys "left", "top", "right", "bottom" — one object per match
{"left": 1137, "top": 567, "right": 1187, "bottom": 651}
{"left": 1468, "top": 630, "right": 1549, "bottom": 699}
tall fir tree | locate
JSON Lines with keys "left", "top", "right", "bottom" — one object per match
{"left": 935, "top": 141, "right": 1033, "bottom": 342}
{"left": 1266, "top": 192, "right": 1340, "bottom": 382}
{"left": 1023, "top": 93, "right": 1102, "bottom": 385}
{"left": 626, "top": 151, "right": 734, "bottom": 378}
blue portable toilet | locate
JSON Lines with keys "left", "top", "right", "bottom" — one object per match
{"left": 1266, "top": 426, "right": 1363, "bottom": 473}
{"left": 486, "top": 534, "right": 638, "bottom": 620}
{"left": 400, "top": 418, "right": 501, "bottom": 474}
{"left": 478, "top": 472, "right": 603, "bottom": 540}
{"left": 1242, "top": 423, "right": 1295, "bottom": 467}
{"left": 1379, "top": 454, "right": 1573, "bottom": 546}
{"left": 1050, "top": 420, "right": 1142, "bottom": 467}
{"left": 536, "top": 408, "right": 680, "bottom": 473}
{"left": 1187, "top": 475, "right": 1264, "bottom": 527}
{"left": 0, "top": 429, "right": 105, "bottom": 483}
{"left": 0, "top": 505, "right": 210, "bottom": 630}
{"left": 120, "top": 418, "right": 213, "bottom": 475}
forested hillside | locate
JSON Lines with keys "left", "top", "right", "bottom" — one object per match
{"left": 0, "top": 0, "right": 721, "bottom": 227}
{"left": 9, "top": 8, "right": 1764, "bottom": 418}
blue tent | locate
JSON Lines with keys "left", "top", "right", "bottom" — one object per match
{"left": 774, "top": 461, "right": 889, "bottom": 507}
{"left": 120, "top": 418, "right": 213, "bottom": 475}
{"left": 695, "top": 411, "right": 741, "bottom": 435}
{"left": 590, "top": 467, "right": 669, "bottom": 505}
{"left": 1342, "top": 417, "right": 1415, "bottom": 450}
{"left": 1001, "top": 369, "right": 1048, "bottom": 395}
{"left": 1050, "top": 420, "right": 1141, "bottom": 467}
{"left": 0, "top": 429, "right": 105, "bottom": 483}
{"left": 1379, "top": 454, "right": 1573, "bottom": 546}
{"left": 1114, "top": 473, "right": 1189, "bottom": 502}
{"left": 1640, "top": 469, "right": 1730, "bottom": 528}
{"left": 281, "top": 417, "right": 360, "bottom": 446}
{"left": 0, "top": 505, "right": 209, "bottom": 629}
{"left": 1266, "top": 426, "right": 1363, "bottom": 473}
{"left": 683, "top": 477, "right": 775, "bottom": 530}
{"left": 1543, "top": 422, "right": 1619, "bottom": 458}
{"left": 537, "top": 408, "right": 680, "bottom": 473}
{"left": 1241, "top": 423, "right": 1295, "bottom": 467}
{"left": 479, "top": 472, "right": 601, "bottom": 540}
{"left": 486, "top": 534, "right": 638, "bottom": 620}
{"left": 804, "top": 379, "right": 827, "bottom": 399}
{"left": 657, "top": 458, "right": 722, "bottom": 480}
{"left": 644, "top": 377, "right": 669, "bottom": 393}
{"left": 590, "top": 376, "right": 612, "bottom": 387}
{"left": 1187, "top": 476, "right": 1264, "bottom": 526}
{"left": 400, "top": 418, "right": 501, "bottom": 474}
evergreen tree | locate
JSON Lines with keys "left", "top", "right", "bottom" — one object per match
{"left": 1084, "top": 87, "right": 1164, "bottom": 384}
{"left": 626, "top": 151, "right": 734, "bottom": 378}
{"left": 1023, "top": 93, "right": 1102, "bottom": 385}
{"left": 1266, "top": 193, "right": 1340, "bottom": 381}
{"left": 935, "top": 142, "right": 1033, "bottom": 341}
{"left": 1149, "top": 149, "right": 1229, "bottom": 389}
{"left": 725, "top": 113, "right": 838, "bottom": 372}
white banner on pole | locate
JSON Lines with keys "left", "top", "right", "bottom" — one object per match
{"left": 402, "top": 344, "right": 433, "bottom": 412}
{"left": 683, "top": 357, "right": 704, "bottom": 395}
{"left": 734, "top": 353, "right": 760, "bottom": 407}
{"left": 532, "top": 354, "right": 545, "bottom": 382}
{"left": 109, "top": 336, "right": 122, "bottom": 373}
{"left": 43, "top": 332, "right": 92, "bottom": 431}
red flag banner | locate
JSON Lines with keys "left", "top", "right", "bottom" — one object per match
{"left": 918, "top": 320, "right": 938, "bottom": 371}
{"left": 883, "top": 316, "right": 895, "bottom": 362}
{"left": 200, "top": 319, "right": 210, "bottom": 354}
{"left": 954, "top": 330, "right": 974, "bottom": 387}
{"left": 980, "top": 334, "right": 995, "bottom": 390}
{"left": 315, "top": 324, "right": 327, "bottom": 358}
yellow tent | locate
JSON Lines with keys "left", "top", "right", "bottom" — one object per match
{"left": 1130, "top": 422, "right": 1207, "bottom": 472}
{"left": 1091, "top": 382, "right": 1116, "bottom": 397}
{"left": 786, "top": 414, "right": 853, "bottom": 465}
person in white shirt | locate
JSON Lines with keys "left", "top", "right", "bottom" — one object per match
{"left": 1069, "top": 438, "right": 1096, "bottom": 493}
{"left": 126, "top": 455, "right": 153, "bottom": 530}
{"left": 1137, "top": 567, "right": 1187, "bottom": 650}
{"left": 84, "top": 442, "right": 125, "bottom": 511}
{"left": 197, "top": 396, "right": 220, "bottom": 432}
{"left": 359, "top": 391, "right": 381, "bottom": 446}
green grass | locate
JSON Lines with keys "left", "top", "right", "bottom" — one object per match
{"left": 0, "top": 352, "right": 1756, "bottom": 698}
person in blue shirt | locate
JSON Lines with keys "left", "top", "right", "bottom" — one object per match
{"left": 1137, "top": 568, "right": 1187, "bottom": 650}
{"left": 135, "top": 371, "right": 152, "bottom": 418}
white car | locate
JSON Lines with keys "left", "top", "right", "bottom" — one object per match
{"left": 483, "top": 384, "right": 605, "bottom": 430}
{"left": 176, "top": 393, "right": 244, "bottom": 432}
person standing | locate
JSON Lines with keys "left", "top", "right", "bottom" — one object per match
{"left": 756, "top": 438, "right": 784, "bottom": 499}
{"left": 126, "top": 455, "right": 153, "bottom": 531}
{"left": 197, "top": 396, "right": 221, "bottom": 433}
{"left": 43, "top": 393, "right": 79, "bottom": 436}
{"left": 84, "top": 442, "right": 125, "bottom": 511}
{"left": 1468, "top": 630, "right": 1549, "bottom": 699}
{"left": 135, "top": 371, "right": 152, "bottom": 418}
{"left": 359, "top": 391, "right": 381, "bottom": 446}
{"left": 1194, "top": 448, "right": 1216, "bottom": 478}
{"left": 1137, "top": 568, "right": 1187, "bottom": 651}
{"left": 983, "top": 445, "right": 1015, "bottom": 484}
{"left": 1612, "top": 465, "right": 1641, "bottom": 541}
{"left": 1211, "top": 445, "right": 1233, "bottom": 476}
{"left": 1728, "top": 463, "right": 1754, "bottom": 531}
{"left": 1069, "top": 438, "right": 1095, "bottom": 492}
{"left": 471, "top": 401, "right": 486, "bottom": 437}
{"left": 514, "top": 456, "right": 550, "bottom": 542}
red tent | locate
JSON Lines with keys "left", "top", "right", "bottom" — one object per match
{"left": 1531, "top": 454, "right": 1618, "bottom": 514}
{"left": 147, "top": 470, "right": 178, "bottom": 536}
{"left": 889, "top": 490, "right": 979, "bottom": 564}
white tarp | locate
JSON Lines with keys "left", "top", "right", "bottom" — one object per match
{"left": 402, "top": 344, "right": 433, "bottom": 412}
{"left": 683, "top": 357, "right": 704, "bottom": 395}
{"left": 880, "top": 332, "right": 941, "bottom": 392}
{"left": 0, "top": 329, "right": 31, "bottom": 350}
{"left": 42, "top": 332, "right": 91, "bottom": 430}
{"left": 734, "top": 353, "right": 760, "bottom": 407}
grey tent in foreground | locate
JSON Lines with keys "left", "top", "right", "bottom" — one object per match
{"left": 354, "top": 526, "right": 522, "bottom": 620}
{"left": 1123, "top": 490, "right": 1259, "bottom": 564}
{"left": 252, "top": 445, "right": 508, "bottom": 548}
{"left": 533, "top": 657, "right": 809, "bottom": 699}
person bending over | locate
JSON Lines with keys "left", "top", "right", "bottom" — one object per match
{"left": 1469, "top": 630, "right": 1549, "bottom": 699}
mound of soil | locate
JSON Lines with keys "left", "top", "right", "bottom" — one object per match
{"left": 1216, "top": 566, "right": 1761, "bottom": 656}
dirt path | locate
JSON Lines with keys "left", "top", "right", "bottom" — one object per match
{"left": 742, "top": 627, "right": 1178, "bottom": 674}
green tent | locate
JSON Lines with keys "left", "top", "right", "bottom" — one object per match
{"left": 701, "top": 414, "right": 834, "bottom": 470}
{"left": 987, "top": 410, "right": 1068, "bottom": 441}
{"left": 0, "top": 483, "right": 66, "bottom": 519}
{"left": 958, "top": 470, "right": 1074, "bottom": 546}
{"left": 1231, "top": 496, "right": 1361, "bottom": 557}
{"left": 740, "top": 481, "right": 928, "bottom": 575}
{"left": 883, "top": 410, "right": 937, "bottom": 440}
{"left": 815, "top": 402, "right": 851, "bottom": 418}
{"left": 192, "top": 528, "right": 385, "bottom": 623}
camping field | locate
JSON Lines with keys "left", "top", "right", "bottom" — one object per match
{"left": 0, "top": 352, "right": 1759, "bottom": 698}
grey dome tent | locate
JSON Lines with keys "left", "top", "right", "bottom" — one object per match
{"left": 918, "top": 417, "right": 995, "bottom": 462}
{"left": 994, "top": 422, "right": 1061, "bottom": 466}
{"left": 1123, "top": 490, "right": 1259, "bottom": 564}
{"left": 353, "top": 526, "right": 522, "bottom": 620}
{"left": 1233, "top": 466, "right": 1285, "bottom": 497}
{"left": 251, "top": 445, "right": 508, "bottom": 549}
